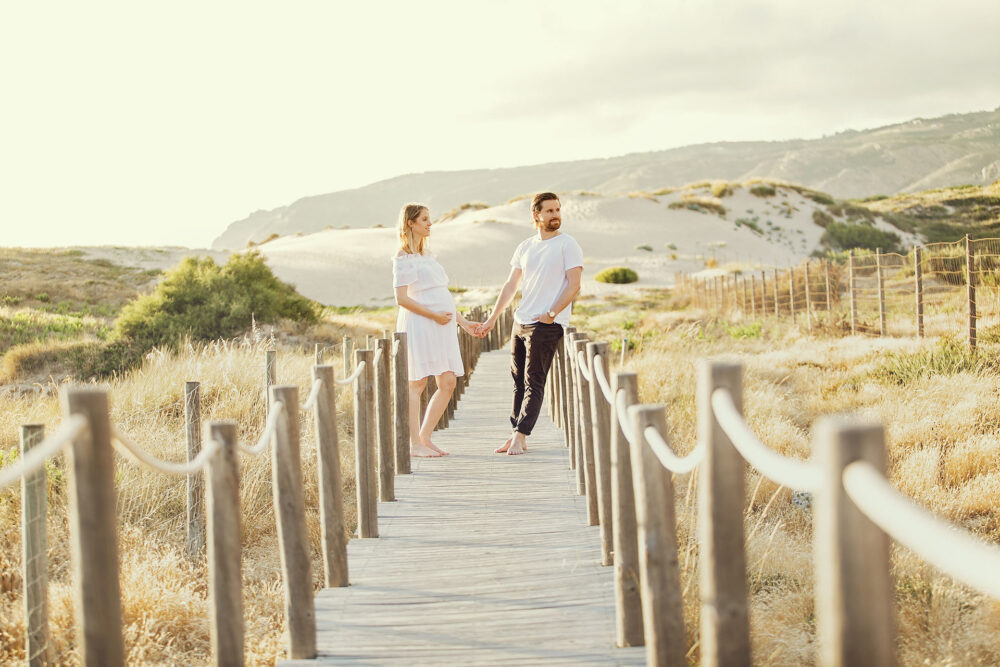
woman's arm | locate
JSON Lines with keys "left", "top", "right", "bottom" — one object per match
{"left": 395, "top": 286, "right": 453, "bottom": 325}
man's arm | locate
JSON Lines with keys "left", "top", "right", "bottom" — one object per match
{"left": 480, "top": 267, "right": 522, "bottom": 333}
{"left": 532, "top": 266, "right": 582, "bottom": 324}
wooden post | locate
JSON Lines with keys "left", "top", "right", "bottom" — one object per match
{"left": 574, "top": 338, "right": 599, "bottom": 526}
{"left": 587, "top": 342, "right": 614, "bottom": 565}
{"left": 565, "top": 331, "right": 581, "bottom": 475}
{"left": 375, "top": 338, "right": 395, "bottom": 502}
{"left": 750, "top": 274, "right": 757, "bottom": 317}
{"left": 264, "top": 349, "right": 277, "bottom": 412}
{"left": 825, "top": 260, "right": 833, "bottom": 314}
{"left": 354, "top": 349, "right": 378, "bottom": 538}
{"left": 815, "top": 417, "right": 894, "bottom": 667}
{"left": 62, "top": 388, "right": 125, "bottom": 667}
{"left": 804, "top": 262, "right": 813, "bottom": 330}
{"left": 568, "top": 332, "right": 587, "bottom": 494}
{"left": 560, "top": 329, "right": 575, "bottom": 454}
{"left": 772, "top": 268, "right": 780, "bottom": 317}
{"left": 876, "top": 248, "right": 886, "bottom": 336}
{"left": 393, "top": 332, "right": 411, "bottom": 475}
{"left": 611, "top": 372, "right": 643, "bottom": 647}
{"left": 742, "top": 277, "right": 749, "bottom": 316}
{"left": 967, "top": 235, "right": 977, "bottom": 350}
{"left": 185, "top": 381, "right": 205, "bottom": 559}
{"left": 698, "top": 361, "right": 751, "bottom": 667}
{"left": 21, "top": 424, "right": 51, "bottom": 667}
{"left": 342, "top": 336, "right": 353, "bottom": 375}
{"left": 206, "top": 422, "right": 244, "bottom": 667}
{"left": 849, "top": 250, "right": 857, "bottom": 335}
{"left": 628, "top": 405, "right": 686, "bottom": 667}
{"left": 270, "top": 386, "right": 317, "bottom": 659}
{"left": 914, "top": 246, "right": 924, "bottom": 338}
{"left": 788, "top": 267, "right": 796, "bottom": 321}
{"left": 313, "top": 366, "right": 348, "bottom": 587}
{"left": 314, "top": 343, "right": 322, "bottom": 366}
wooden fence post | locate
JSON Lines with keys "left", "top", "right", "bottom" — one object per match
{"left": 393, "top": 333, "right": 411, "bottom": 475}
{"left": 967, "top": 235, "right": 977, "bottom": 350}
{"left": 265, "top": 349, "right": 276, "bottom": 412}
{"left": 698, "top": 361, "right": 751, "bottom": 667}
{"left": 561, "top": 329, "right": 576, "bottom": 458}
{"left": 62, "top": 388, "right": 125, "bottom": 667}
{"left": 185, "top": 381, "right": 205, "bottom": 559}
{"left": 574, "top": 337, "right": 599, "bottom": 526}
{"left": 206, "top": 422, "right": 244, "bottom": 667}
{"left": 22, "top": 424, "right": 51, "bottom": 667}
{"left": 566, "top": 330, "right": 583, "bottom": 478}
{"left": 788, "top": 267, "right": 796, "bottom": 322}
{"left": 354, "top": 349, "right": 378, "bottom": 538}
{"left": 849, "top": 250, "right": 857, "bottom": 335}
{"left": 876, "top": 248, "right": 886, "bottom": 336}
{"left": 750, "top": 274, "right": 757, "bottom": 317}
{"left": 587, "top": 342, "right": 614, "bottom": 565}
{"left": 628, "top": 405, "right": 686, "bottom": 667}
{"left": 772, "top": 268, "right": 780, "bottom": 318}
{"left": 567, "top": 332, "right": 588, "bottom": 496}
{"left": 804, "top": 262, "right": 813, "bottom": 330}
{"left": 270, "top": 386, "right": 317, "bottom": 659}
{"left": 611, "top": 372, "right": 644, "bottom": 648}
{"left": 342, "top": 336, "right": 353, "bottom": 375}
{"left": 375, "top": 338, "right": 395, "bottom": 502}
{"left": 314, "top": 343, "right": 322, "bottom": 366}
{"left": 815, "top": 417, "right": 894, "bottom": 667}
{"left": 313, "top": 366, "right": 348, "bottom": 587}
{"left": 914, "top": 246, "right": 924, "bottom": 337}
{"left": 825, "top": 260, "right": 832, "bottom": 314}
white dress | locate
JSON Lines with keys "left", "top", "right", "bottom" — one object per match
{"left": 392, "top": 252, "right": 466, "bottom": 381}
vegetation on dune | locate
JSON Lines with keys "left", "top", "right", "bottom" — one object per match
{"left": 852, "top": 180, "right": 1000, "bottom": 242}
{"left": 595, "top": 266, "right": 638, "bottom": 284}
{"left": 749, "top": 183, "right": 776, "bottom": 197}
{"left": 820, "top": 220, "right": 902, "bottom": 253}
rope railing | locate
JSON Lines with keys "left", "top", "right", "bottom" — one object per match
{"left": 592, "top": 354, "right": 614, "bottom": 403}
{"left": 335, "top": 360, "right": 366, "bottom": 386}
{"left": 711, "top": 388, "right": 821, "bottom": 493}
{"left": 577, "top": 350, "right": 592, "bottom": 383}
{"left": 614, "top": 389, "right": 637, "bottom": 445}
{"left": 0, "top": 416, "right": 88, "bottom": 489}
{"left": 240, "top": 402, "right": 285, "bottom": 455}
{"left": 302, "top": 378, "right": 323, "bottom": 411}
{"left": 112, "top": 426, "right": 221, "bottom": 476}
{"left": 843, "top": 460, "right": 1000, "bottom": 600}
{"left": 641, "top": 426, "right": 704, "bottom": 475}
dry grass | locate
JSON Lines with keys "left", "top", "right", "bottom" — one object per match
{"left": 0, "top": 334, "right": 370, "bottom": 665}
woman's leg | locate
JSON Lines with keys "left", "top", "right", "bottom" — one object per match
{"left": 420, "top": 371, "right": 457, "bottom": 455}
{"left": 408, "top": 378, "right": 439, "bottom": 457}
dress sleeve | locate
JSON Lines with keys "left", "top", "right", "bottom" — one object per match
{"left": 563, "top": 236, "right": 584, "bottom": 270}
{"left": 392, "top": 256, "right": 418, "bottom": 288}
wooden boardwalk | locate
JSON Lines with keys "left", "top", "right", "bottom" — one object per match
{"left": 281, "top": 349, "right": 645, "bottom": 666}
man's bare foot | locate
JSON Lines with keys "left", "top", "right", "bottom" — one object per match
{"left": 506, "top": 439, "right": 526, "bottom": 455}
{"left": 494, "top": 437, "right": 513, "bottom": 454}
{"left": 423, "top": 440, "right": 449, "bottom": 456}
{"left": 410, "top": 444, "right": 441, "bottom": 458}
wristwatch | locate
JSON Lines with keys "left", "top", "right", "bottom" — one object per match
{"left": 547, "top": 310, "right": 556, "bottom": 319}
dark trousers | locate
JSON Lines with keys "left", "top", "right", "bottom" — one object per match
{"left": 510, "top": 321, "right": 564, "bottom": 436}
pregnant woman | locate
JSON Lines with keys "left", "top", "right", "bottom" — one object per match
{"left": 393, "top": 203, "right": 479, "bottom": 457}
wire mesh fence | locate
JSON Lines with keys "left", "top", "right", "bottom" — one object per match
{"left": 680, "top": 236, "right": 1000, "bottom": 348}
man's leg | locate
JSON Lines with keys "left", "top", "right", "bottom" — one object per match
{"left": 508, "top": 323, "right": 563, "bottom": 455}
{"left": 497, "top": 323, "right": 527, "bottom": 453}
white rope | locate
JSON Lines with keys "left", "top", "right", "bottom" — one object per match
{"left": 711, "top": 388, "right": 820, "bottom": 492}
{"left": 592, "top": 355, "right": 614, "bottom": 404}
{"left": 614, "top": 389, "right": 638, "bottom": 445}
{"left": 373, "top": 347, "right": 384, "bottom": 366}
{"left": 112, "top": 426, "right": 221, "bottom": 476}
{"left": 643, "top": 426, "right": 705, "bottom": 474}
{"left": 335, "top": 360, "right": 366, "bottom": 386}
{"left": 0, "top": 416, "right": 88, "bottom": 490}
{"left": 576, "top": 351, "right": 591, "bottom": 383}
{"left": 844, "top": 460, "right": 1000, "bottom": 600}
{"left": 241, "top": 402, "right": 285, "bottom": 455}
{"left": 302, "top": 378, "right": 323, "bottom": 411}
{"left": 392, "top": 337, "right": 401, "bottom": 356}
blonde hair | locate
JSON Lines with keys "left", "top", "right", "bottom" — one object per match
{"left": 398, "top": 203, "right": 428, "bottom": 255}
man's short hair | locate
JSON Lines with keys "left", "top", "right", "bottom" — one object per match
{"left": 531, "top": 192, "right": 560, "bottom": 214}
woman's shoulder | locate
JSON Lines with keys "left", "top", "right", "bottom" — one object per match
{"left": 392, "top": 250, "right": 435, "bottom": 264}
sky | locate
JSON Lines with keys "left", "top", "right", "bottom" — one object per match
{"left": 2, "top": 0, "right": 999, "bottom": 249}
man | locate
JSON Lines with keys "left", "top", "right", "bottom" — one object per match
{"left": 477, "top": 192, "right": 583, "bottom": 455}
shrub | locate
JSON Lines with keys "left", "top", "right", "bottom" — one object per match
{"left": 711, "top": 181, "right": 733, "bottom": 198}
{"left": 636, "top": 244, "right": 653, "bottom": 252}
{"left": 806, "top": 191, "right": 836, "bottom": 206}
{"left": 112, "top": 251, "right": 318, "bottom": 356}
{"left": 813, "top": 210, "right": 834, "bottom": 227}
{"left": 666, "top": 243, "right": 677, "bottom": 250}
{"left": 735, "top": 218, "right": 764, "bottom": 235}
{"left": 35, "top": 292, "right": 50, "bottom": 302}
{"left": 595, "top": 267, "right": 638, "bottom": 284}
{"left": 820, "top": 222, "right": 901, "bottom": 253}
{"left": 705, "top": 257, "right": 719, "bottom": 269}
{"left": 750, "top": 184, "right": 776, "bottom": 197}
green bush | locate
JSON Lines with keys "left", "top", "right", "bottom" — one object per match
{"left": 820, "top": 222, "right": 901, "bottom": 253}
{"left": 750, "top": 184, "right": 776, "bottom": 197}
{"left": 812, "top": 209, "right": 834, "bottom": 228}
{"left": 113, "top": 251, "right": 318, "bottom": 354}
{"left": 595, "top": 267, "right": 639, "bottom": 284}
{"left": 636, "top": 244, "right": 653, "bottom": 252}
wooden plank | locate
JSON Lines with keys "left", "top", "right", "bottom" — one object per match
{"left": 279, "top": 350, "right": 643, "bottom": 666}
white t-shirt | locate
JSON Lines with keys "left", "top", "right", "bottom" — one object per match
{"left": 509, "top": 233, "right": 584, "bottom": 326}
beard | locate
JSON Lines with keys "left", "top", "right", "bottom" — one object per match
{"left": 542, "top": 218, "right": 561, "bottom": 232}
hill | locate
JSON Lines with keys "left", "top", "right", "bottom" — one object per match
{"left": 212, "top": 107, "right": 1000, "bottom": 249}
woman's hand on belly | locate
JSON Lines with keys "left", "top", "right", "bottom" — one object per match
{"left": 429, "top": 311, "right": 454, "bottom": 325}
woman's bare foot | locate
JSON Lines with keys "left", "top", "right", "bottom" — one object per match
{"left": 410, "top": 444, "right": 441, "bottom": 458}
{"left": 495, "top": 437, "right": 513, "bottom": 454}
{"left": 506, "top": 439, "right": 526, "bottom": 456}
{"left": 423, "top": 440, "right": 449, "bottom": 456}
